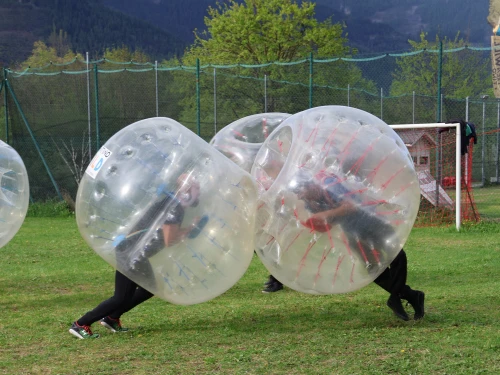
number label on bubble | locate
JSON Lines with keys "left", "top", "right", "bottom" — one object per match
{"left": 86, "top": 146, "right": 112, "bottom": 179}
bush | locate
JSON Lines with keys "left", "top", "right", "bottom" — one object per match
{"left": 27, "top": 199, "right": 74, "bottom": 217}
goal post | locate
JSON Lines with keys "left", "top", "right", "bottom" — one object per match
{"left": 390, "top": 123, "right": 462, "bottom": 231}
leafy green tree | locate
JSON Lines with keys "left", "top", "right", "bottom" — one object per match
{"left": 388, "top": 32, "right": 493, "bottom": 123}
{"left": 174, "top": 0, "right": 375, "bottom": 138}
{"left": 103, "top": 46, "right": 150, "bottom": 64}
{"left": 184, "top": 0, "right": 349, "bottom": 65}
{"left": 19, "top": 40, "right": 82, "bottom": 70}
{"left": 391, "top": 32, "right": 492, "bottom": 99}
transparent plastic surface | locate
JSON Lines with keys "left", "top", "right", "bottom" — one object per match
{"left": 210, "top": 113, "right": 291, "bottom": 172}
{"left": 251, "top": 106, "right": 420, "bottom": 294}
{"left": 0, "top": 141, "right": 29, "bottom": 248}
{"left": 76, "top": 117, "right": 258, "bottom": 305}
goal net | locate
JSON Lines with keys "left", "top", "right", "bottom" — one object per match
{"left": 391, "top": 123, "right": 479, "bottom": 230}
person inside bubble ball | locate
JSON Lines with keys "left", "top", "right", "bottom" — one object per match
{"left": 291, "top": 172, "right": 425, "bottom": 321}
{"left": 69, "top": 173, "right": 202, "bottom": 339}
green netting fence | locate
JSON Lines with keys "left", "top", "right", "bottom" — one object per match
{"left": 2, "top": 46, "right": 500, "bottom": 222}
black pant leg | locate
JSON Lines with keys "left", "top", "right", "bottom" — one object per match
{"left": 109, "top": 287, "right": 154, "bottom": 320}
{"left": 373, "top": 249, "right": 408, "bottom": 295}
{"left": 77, "top": 271, "right": 137, "bottom": 326}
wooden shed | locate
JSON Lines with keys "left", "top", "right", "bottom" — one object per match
{"left": 397, "top": 130, "right": 437, "bottom": 173}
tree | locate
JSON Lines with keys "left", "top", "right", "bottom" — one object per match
{"left": 174, "top": 0, "right": 375, "bottom": 137}
{"left": 390, "top": 32, "right": 492, "bottom": 99}
{"left": 184, "top": 0, "right": 349, "bottom": 65}
{"left": 19, "top": 40, "right": 83, "bottom": 70}
{"left": 388, "top": 32, "right": 493, "bottom": 123}
{"left": 103, "top": 46, "right": 150, "bottom": 64}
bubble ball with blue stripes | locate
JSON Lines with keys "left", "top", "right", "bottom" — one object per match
{"left": 76, "top": 117, "right": 258, "bottom": 305}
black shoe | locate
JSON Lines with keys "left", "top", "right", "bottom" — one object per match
{"left": 100, "top": 316, "right": 129, "bottom": 332}
{"left": 406, "top": 290, "right": 425, "bottom": 320}
{"left": 262, "top": 281, "right": 283, "bottom": 293}
{"left": 387, "top": 295, "right": 409, "bottom": 321}
{"left": 69, "top": 322, "right": 100, "bottom": 339}
{"left": 264, "top": 275, "right": 277, "bottom": 286}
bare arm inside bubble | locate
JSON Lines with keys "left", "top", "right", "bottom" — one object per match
{"left": 308, "top": 199, "right": 355, "bottom": 223}
{"left": 162, "top": 223, "right": 186, "bottom": 246}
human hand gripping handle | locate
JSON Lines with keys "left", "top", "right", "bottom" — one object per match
{"left": 187, "top": 215, "right": 209, "bottom": 239}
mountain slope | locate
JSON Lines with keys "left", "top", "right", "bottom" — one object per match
{"left": 0, "top": 0, "right": 186, "bottom": 67}
{"left": 102, "top": 0, "right": 491, "bottom": 53}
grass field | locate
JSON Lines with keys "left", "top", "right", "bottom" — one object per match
{"left": 1, "top": 217, "right": 499, "bottom": 374}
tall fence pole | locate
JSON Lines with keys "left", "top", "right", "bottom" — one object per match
{"left": 196, "top": 59, "right": 201, "bottom": 136}
{"left": 309, "top": 52, "right": 313, "bottom": 108}
{"left": 5, "top": 81, "right": 63, "bottom": 200}
{"left": 412, "top": 91, "right": 415, "bottom": 124}
{"left": 380, "top": 88, "right": 383, "bottom": 120}
{"left": 94, "top": 64, "right": 100, "bottom": 152}
{"left": 435, "top": 41, "right": 443, "bottom": 205}
{"left": 3, "top": 68, "right": 9, "bottom": 144}
{"left": 482, "top": 97, "right": 487, "bottom": 186}
{"left": 213, "top": 68, "right": 217, "bottom": 134}
{"left": 466, "top": 96, "right": 469, "bottom": 121}
{"left": 347, "top": 84, "right": 350, "bottom": 107}
{"left": 155, "top": 61, "right": 159, "bottom": 117}
{"left": 436, "top": 41, "right": 443, "bottom": 123}
{"left": 86, "top": 52, "right": 92, "bottom": 160}
{"left": 264, "top": 74, "right": 268, "bottom": 113}
{"left": 497, "top": 99, "right": 500, "bottom": 183}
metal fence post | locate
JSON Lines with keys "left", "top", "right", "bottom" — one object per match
{"left": 86, "top": 52, "right": 92, "bottom": 159}
{"left": 436, "top": 41, "right": 443, "bottom": 123}
{"left": 496, "top": 99, "right": 500, "bottom": 183}
{"left": 213, "top": 68, "right": 217, "bottom": 134}
{"left": 94, "top": 63, "right": 100, "bottom": 152}
{"left": 380, "top": 88, "right": 383, "bottom": 120}
{"left": 309, "top": 52, "right": 313, "bottom": 108}
{"left": 482, "top": 95, "right": 488, "bottom": 186}
{"left": 5, "top": 81, "right": 63, "bottom": 200}
{"left": 412, "top": 91, "right": 415, "bottom": 124}
{"left": 347, "top": 84, "right": 350, "bottom": 107}
{"left": 3, "top": 68, "right": 9, "bottom": 143}
{"left": 196, "top": 58, "right": 201, "bottom": 136}
{"left": 264, "top": 74, "right": 268, "bottom": 113}
{"left": 155, "top": 61, "right": 159, "bottom": 117}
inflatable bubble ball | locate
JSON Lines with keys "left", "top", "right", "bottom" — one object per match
{"left": 76, "top": 117, "right": 258, "bottom": 305}
{"left": 210, "top": 113, "right": 291, "bottom": 172}
{"left": 0, "top": 140, "right": 29, "bottom": 248}
{"left": 251, "top": 106, "right": 420, "bottom": 294}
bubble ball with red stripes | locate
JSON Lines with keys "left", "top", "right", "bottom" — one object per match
{"left": 209, "top": 113, "right": 291, "bottom": 173}
{"left": 0, "top": 140, "right": 29, "bottom": 248}
{"left": 75, "top": 117, "right": 258, "bottom": 305}
{"left": 251, "top": 105, "right": 420, "bottom": 294}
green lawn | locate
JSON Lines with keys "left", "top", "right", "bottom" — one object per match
{"left": 1, "top": 218, "right": 499, "bottom": 374}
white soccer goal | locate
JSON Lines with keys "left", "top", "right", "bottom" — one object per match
{"left": 390, "top": 123, "right": 461, "bottom": 231}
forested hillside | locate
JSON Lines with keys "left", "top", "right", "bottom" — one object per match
{"left": 0, "top": 0, "right": 491, "bottom": 67}
{"left": 0, "top": 0, "right": 186, "bottom": 67}
{"left": 102, "top": 0, "right": 490, "bottom": 52}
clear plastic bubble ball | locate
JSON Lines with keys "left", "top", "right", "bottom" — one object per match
{"left": 210, "top": 113, "right": 291, "bottom": 172}
{"left": 251, "top": 106, "right": 420, "bottom": 294}
{"left": 76, "top": 117, "right": 258, "bottom": 305}
{"left": 0, "top": 141, "right": 29, "bottom": 248}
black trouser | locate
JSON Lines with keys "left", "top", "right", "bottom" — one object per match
{"left": 77, "top": 270, "right": 154, "bottom": 326}
{"left": 373, "top": 249, "right": 408, "bottom": 296}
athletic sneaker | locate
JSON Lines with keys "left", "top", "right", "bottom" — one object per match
{"left": 406, "top": 290, "right": 425, "bottom": 320}
{"left": 263, "top": 275, "right": 278, "bottom": 286}
{"left": 100, "top": 316, "right": 129, "bottom": 332}
{"left": 387, "top": 295, "right": 409, "bottom": 321}
{"left": 69, "top": 322, "right": 100, "bottom": 339}
{"left": 262, "top": 281, "right": 284, "bottom": 293}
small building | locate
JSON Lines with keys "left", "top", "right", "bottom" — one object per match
{"left": 397, "top": 130, "right": 437, "bottom": 173}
